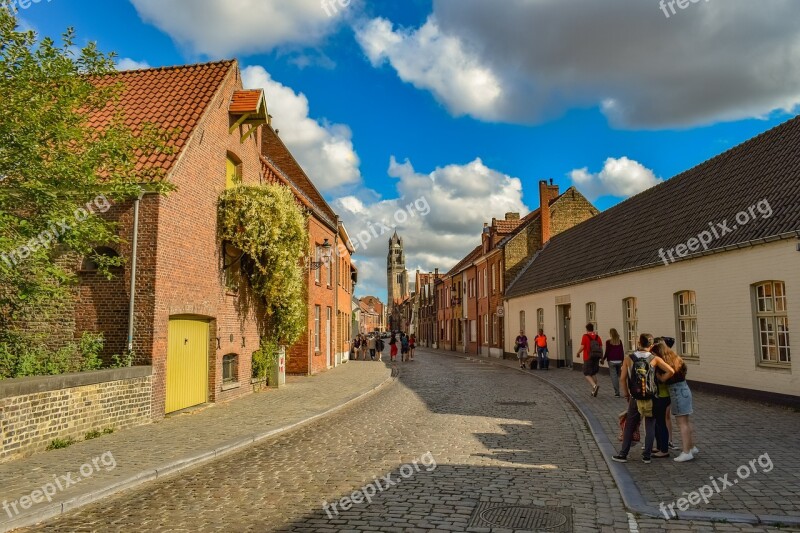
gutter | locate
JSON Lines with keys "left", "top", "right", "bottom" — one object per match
{"left": 127, "top": 190, "right": 146, "bottom": 354}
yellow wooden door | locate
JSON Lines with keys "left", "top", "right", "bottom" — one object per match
{"left": 166, "top": 318, "right": 209, "bottom": 414}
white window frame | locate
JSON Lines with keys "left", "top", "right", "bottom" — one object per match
{"left": 753, "top": 281, "right": 790, "bottom": 364}
{"left": 675, "top": 291, "right": 700, "bottom": 358}
{"left": 314, "top": 305, "right": 321, "bottom": 351}
{"left": 536, "top": 308, "right": 544, "bottom": 334}
{"left": 586, "top": 302, "right": 597, "bottom": 333}
{"left": 623, "top": 298, "right": 638, "bottom": 352}
{"left": 520, "top": 311, "right": 526, "bottom": 334}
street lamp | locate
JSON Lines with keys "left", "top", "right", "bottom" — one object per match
{"left": 308, "top": 238, "right": 333, "bottom": 270}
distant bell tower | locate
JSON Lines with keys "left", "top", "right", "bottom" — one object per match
{"left": 387, "top": 231, "right": 409, "bottom": 329}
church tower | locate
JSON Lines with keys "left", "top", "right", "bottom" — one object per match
{"left": 387, "top": 231, "right": 409, "bottom": 328}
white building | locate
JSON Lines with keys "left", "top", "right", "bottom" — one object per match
{"left": 505, "top": 116, "right": 800, "bottom": 402}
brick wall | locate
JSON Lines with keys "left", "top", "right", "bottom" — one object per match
{"left": 0, "top": 367, "right": 152, "bottom": 463}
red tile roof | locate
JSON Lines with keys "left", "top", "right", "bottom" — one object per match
{"left": 89, "top": 60, "right": 236, "bottom": 179}
{"left": 230, "top": 90, "right": 264, "bottom": 114}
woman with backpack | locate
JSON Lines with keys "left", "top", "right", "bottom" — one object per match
{"left": 400, "top": 333, "right": 410, "bottom": 362}
{"left": 577, "top": 324, "right": 603, "bottom": 396}
{"left": 652, "top": 342, "right": 698, "bottom": 462}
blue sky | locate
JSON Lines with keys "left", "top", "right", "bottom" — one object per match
{"left": 17, "top": 0, "right": 800, "bottom": 299}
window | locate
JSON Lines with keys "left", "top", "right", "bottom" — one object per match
{"left": 520, "top": 311, "right": 526, "bottom": 333}
{"left": 483, "top": 269, "right": 487, "bottom": 297}
{"left": 586, "top": 302, "right": 597, "bottom": 333}
{"left": 470, "top": 320, "right": 477, "bottom": 342}
{"left": 314, "top": 305, "right": 321, "bottom": 351}
{"left": 222, "top": 354, "right": 239, "bottom": 384}
{"left": 491, "top": 264, "right": 496, "bottom": 293}
{"left": 623, "top": 298, "right": 638, "bottom": 352}
{"left": 226, "top": 154, "right": 242, "bottom": 188}
{"left": 81, "top": 247, "right": 120, "bottom": 272}
{"left": 754, "top": 281, "right": 790, "bottom": 364}
{"left": 492, "top": 313, "right": 498, "bottom": 345}
{"left": 675, "top": 291, "right": 700, "bottom": 358}
{"left": 326, "top": 256, "right": 333, "bottom": 287}
{"left": 537, "top": 308, "right": 544, "bottom": 333}
{"left": 314, "top": 246, "right": 321, "bottom": 284}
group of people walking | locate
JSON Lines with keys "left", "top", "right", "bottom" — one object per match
{"left": 351, "top": 332, "right": 416, "bottom": 363}
{"left": 515, "top": 325, "right": 697, "bottom": 464}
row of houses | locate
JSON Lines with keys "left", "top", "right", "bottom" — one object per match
{"left": 14, "top": 59, "right": 361, "bottom": 417}
{"left": 418, "top": 116, "right": 800, "bottom": 403}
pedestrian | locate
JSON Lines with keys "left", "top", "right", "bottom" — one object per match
{"left": 577, "top": 323, "right": 603, "bottom": 396}
{"left": 534, "top": 329, "right": 549, "bottom": 370}
{"left": 360, "top": 335, "right": 368, "bottom": 360}
{"left": 515, "top": 330, "right": 529, "bottom": 368}
{"left": 612, "top": 333, "right": 675, "bottom": 464}
{"left": 409, "top": 333, "right": 416, "bottom": 361}
{"left": 651, "top": 341, "right": 698, "bottom": 462}
{"left": 389, "top": 332, "right": 398, "bottom": 362}
{"left": 601, "top": 328, "right": 625, "bottom": 397}
{"left": 651, "top": 339, "right": 672, "bottom": 459}
{"left": 400, "top": 333, "right": 410, "bottom": 362}
{"left": 376, "top": 336, "right": 385, "bottom": 361}
{"left": 367, "top": 335, "right": 377, "bottom": 361}
{"left": 353, "top": 336, "right": 361, "bottom": 360}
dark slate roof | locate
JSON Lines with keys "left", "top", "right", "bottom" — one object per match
{"left": 506, "top": 115, "right": 800, "bottom": 298}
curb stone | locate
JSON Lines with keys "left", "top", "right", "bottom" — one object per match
{"left": 435, "top": 350, "right": 800, "bottom": 528}
{"left": 1, "top": 365, "right": 398, "bottom": 533}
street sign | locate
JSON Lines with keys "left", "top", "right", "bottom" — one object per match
{"left": 497, "top": 306, "right": 505, "bottom": 317}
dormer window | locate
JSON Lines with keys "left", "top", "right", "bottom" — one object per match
{"left": 229, "top": 89, "right": 270, "bottom": 143}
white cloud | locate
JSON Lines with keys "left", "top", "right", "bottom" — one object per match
{"left": 129, "top": 0, "right": 349, "bottom": 57}
{"left": 355, "top": 17, "right": 503, "bottom": 120}
{"left": 569, "top": 157, "right": 661, "bottom": 201}
{"left": 335, "top": 157, "right": 528, "bottom": 299}
{"left": 242, "top": 65, "right": 361, "bottom": 191}
{"left": 356, "top": 0, "right": 800, "bottom": 128}
{"left": 116, "top": 58, "right": 151, "bottom": 71}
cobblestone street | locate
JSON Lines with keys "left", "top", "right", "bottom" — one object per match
{"left": 20, "top": 349, "right": 796, "bottom": 532}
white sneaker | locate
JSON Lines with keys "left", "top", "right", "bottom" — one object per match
{"left": 674, "top": 452, "right": 694, "bottom": 462}
{"left": 691, "top": 446, "right": 700, "bottom": 456}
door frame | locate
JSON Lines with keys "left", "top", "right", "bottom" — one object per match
{"left": 557, "top": 304, "right": 573, "bottom": 368}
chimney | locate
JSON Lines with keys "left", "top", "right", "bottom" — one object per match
{"left": 539, "top": 180, "right": 560, "bottom": 244}
{"left": 505, "top": 212, "right": 520, "bottom": 221}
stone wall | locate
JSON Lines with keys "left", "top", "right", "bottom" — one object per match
{"left": 0, "top": 367, "right": 152, "bottom": 463}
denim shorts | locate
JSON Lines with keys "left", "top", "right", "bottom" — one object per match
{"left": 668, "top": 381, "right": 694, "bottom": 416}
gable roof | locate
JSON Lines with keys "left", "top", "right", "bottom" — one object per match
{"left": 447, "top": 245, "right": 483, "bottom": 277}
{"left": 89, "top": 60, "right": 236, "bottom": 179}
{"left": 506, "top": 115, "right": 800, "bottom": 298}
{"left": 261, "top": 126, "right": 338, "bottom": 229}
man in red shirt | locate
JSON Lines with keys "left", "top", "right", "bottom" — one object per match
{"left": 577, "top": 323, "right": 602, "bottom": 397}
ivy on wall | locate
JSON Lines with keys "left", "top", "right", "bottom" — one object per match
{"left": 218, "top": 184, "right": 308, "bottom": 345}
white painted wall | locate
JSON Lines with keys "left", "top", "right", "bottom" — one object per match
{"left": 505, "top": 240, "right": 799, "bottom": 397}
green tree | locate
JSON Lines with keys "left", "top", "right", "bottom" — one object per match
{"left": 0, "top": 10, "right": 172, "bottom": 331}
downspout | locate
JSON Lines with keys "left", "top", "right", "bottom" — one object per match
{"left": 334, "top": 216, "right": 340, "bottom": 368}
{"left": 127, "top": 190, "right": 145, "bottom": 355}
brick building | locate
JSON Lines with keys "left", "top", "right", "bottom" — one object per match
{"left": 435, "top": 180, "right": 597, "bottom": 357}
{"left": 25, "top": 59, "right": 356, "bottom": 417}
{"left": 359, "top": 296, "right": 385, "bottom": 333}
{"left": 413, "top": 270, "right": 442, "bottom": 348}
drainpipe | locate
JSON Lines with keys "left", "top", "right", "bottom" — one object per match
{"left": 333, "top": 217, "right": 339, "bottom": 368}
{"left": 127, "top": 190, "right": 145, "bottom": 355}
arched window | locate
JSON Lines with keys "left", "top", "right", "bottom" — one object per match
{"left": 226, "top": 153, "right": 242, "bottom": 188}
{"left": 586, "top": 302, "right": 597, "bottom": 333}
{"left": 81, "top": 247, "right": 120, "bottom": 272}
{"left": 623, "top": 298, "right": 638, "bottom": 351}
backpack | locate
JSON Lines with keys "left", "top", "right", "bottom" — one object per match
{"left": 628, "top": 353, "right": 657, "bottom": 400}
{"left": 589, "top": 334, "right": 603, "bottom": 360}
{"left": 377, "top": 339, "right": 385, "bottom": 352}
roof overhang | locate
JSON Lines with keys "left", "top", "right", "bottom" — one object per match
{"left": 229, "top": 89, "right": 270, "bottom": 142}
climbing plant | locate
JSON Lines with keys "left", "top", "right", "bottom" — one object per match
{"left": 218, "top": 184, "right": 308, "bottom": 345}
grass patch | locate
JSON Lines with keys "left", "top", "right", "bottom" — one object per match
{"left": 46, "top": 437, "right": 76, "bottom": 450}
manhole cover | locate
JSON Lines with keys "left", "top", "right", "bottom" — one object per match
{"left": 495, "top": 400, "right": 536, "bottom": 406}
{"left": 467, "top": 503, "right": 572, "bottom": 531}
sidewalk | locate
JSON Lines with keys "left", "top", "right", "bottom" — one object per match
{"left": 424, "top": 347, "right": 800, "bottom": 527}
{"left": 0, "top": 361, "right": 394, "bottom": 532}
